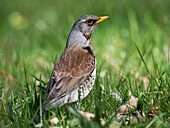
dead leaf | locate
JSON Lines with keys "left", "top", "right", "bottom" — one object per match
{"left": 0, "top": 70, "right": 14, "bottom": 81}
{"left": 110, "top": 90, "right": 122, "bottom": 102}
{"left": 35, "top": 123, "right": 43, "bottom": 128}
{"left": 79, "top": 111, "right": 95, "bottom": 121}
{"left": 146, "top": 104, "right": 160, "bottom": 120}
{"left": 79, "top": 111, "right": 105, "bottom": 125}
{"left": 117, "top": 95, "right": 139, "bottom": 122}
{"left": 109, "top": 120, "right": 120, "bottom": 128}
{"left": 50, "top": 117, "right": 59, "bottom": 126}
{"left": 0, "top": 70, "right": 14, "bottom": 100}
{"left": 118, "top": 95, "right": 138, "bottom": 114}
{"left": 158, "top": 94, "right": 170, "bottom": 100}
{"left": 100, "top": 71, "right": 106, "bottom": 78}
{"left": 0, "top": 70, "right": 7, "bottom": 77}
{"left": 156, "top": 78, "right": 160, "bottom": 86}
{"left": 49, "top": 126, "right": 63, "bottom": 128}
{"left": 129, "top": 111, "right": 144, "bottom": 124}
{"left": 135, "top": 73, "right": 149, "bottom": 89}
{"left": 70, "top": 118, "right": 78, "bottom": 126}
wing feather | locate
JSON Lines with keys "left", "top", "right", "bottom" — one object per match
{"left": 42, "top": 46, "right": 95, "bottom": 109}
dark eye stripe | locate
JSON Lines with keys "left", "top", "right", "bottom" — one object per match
{"left": 87, "top": 19, "right": 93, "bottom": 24}
{"left": 86, "top": 19, "right": 98, "bottom": 26}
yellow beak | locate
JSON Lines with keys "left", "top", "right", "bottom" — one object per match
{"left": 96, "top": 16, "right": 110, "bottom": 23}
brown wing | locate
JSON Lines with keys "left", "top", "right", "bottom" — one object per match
{"left": 42, "top": 45, "right": 95, "bottom": 109}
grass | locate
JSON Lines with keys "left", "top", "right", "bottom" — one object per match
{"left": 0, "top": 0, "right": 170, "bottom": 127}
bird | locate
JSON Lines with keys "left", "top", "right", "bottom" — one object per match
{"left": 42, "top": 15, "right": 109, "bottom": 110}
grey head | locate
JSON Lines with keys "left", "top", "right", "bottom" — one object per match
{"left": 66, "top": 15, "right": 109, "bottom": 48}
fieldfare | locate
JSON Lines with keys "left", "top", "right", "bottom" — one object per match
{"left": 42, "top": 15, "right": 109, "bottom": 109}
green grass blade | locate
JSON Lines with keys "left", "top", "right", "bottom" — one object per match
{"left": 68, "top": 106, "right": 92, "bottom": 128}
{"left": 146, "top": 113, "right": 166, "bottom": 128}
{"left": 133, "top": 41, "right": 150, "bottom": 74}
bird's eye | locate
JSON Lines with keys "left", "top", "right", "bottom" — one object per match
{"left": 86, "top": 19, "right": 94, "bottom": 25}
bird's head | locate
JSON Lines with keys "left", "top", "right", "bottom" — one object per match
{"left": 66, "top": 15, "right": 109, "bottom": 48}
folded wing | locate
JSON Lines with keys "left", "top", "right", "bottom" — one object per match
{"left": 42, "top": 46, "right": 95, "bottom": 109}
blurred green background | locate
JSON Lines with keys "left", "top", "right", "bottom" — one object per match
{"left": 0, "top": 0, "right": 169, "bottom": 75}
{"left": 0, "top": 0, "right": 169, "bottom": 127}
